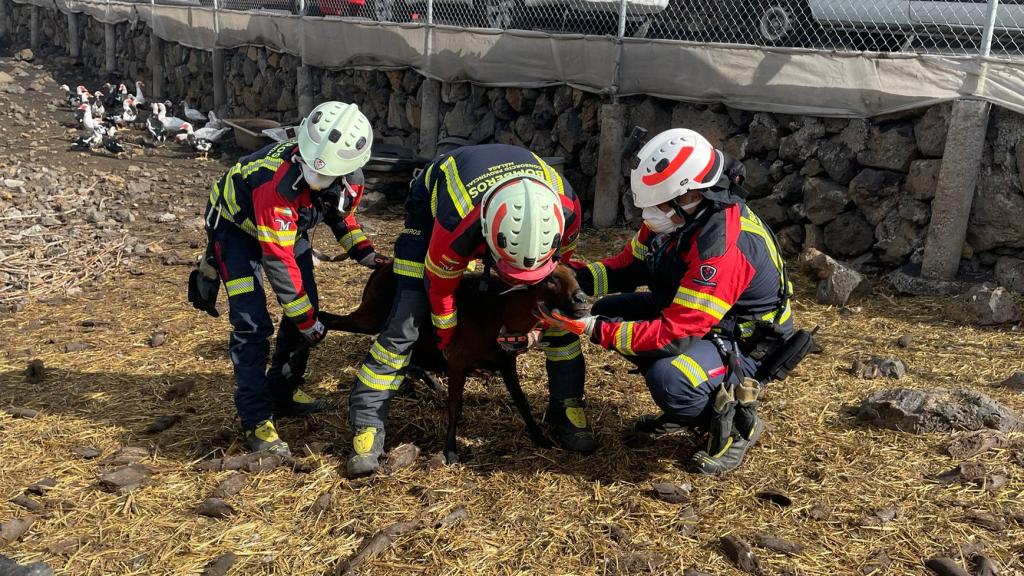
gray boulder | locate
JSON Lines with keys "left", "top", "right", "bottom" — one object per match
{"left": 857, "top": 388, "right": 1021, "bottom": 433}
{"left": 955, "top": 285, "right": 1022, "bottom": 325}
{"left": 671, "top": 106, "right": 737, "bottom": 147}
{"left": 803, "top": 177, "right": 849, "bottom": 225}
{"left": 915, "top": 103, "right": 951, "bottom": 158}
{"left": 904, "top": 159, "right": 942, "bottom": 201}
{"left": 443, "top": 100, "right": 476, "bottom": 138}
{"left": 629, "top": 98, "right": 672, "bottom": 136}
{"left": 838, "top": 118, "right": 870, "bottom": 154}
{"left": 800, "top": 247, "right": 870, "bottom": 306}
{"left": 746, "top": 197, "right": 788, "bottom": 229}
{"left": 875, "top": 210, "right": 924, "bottom": 265}
{"left": 857, "top": 124, "right": 919, "bottom": 172}
{"left": 0, "top": 555, "right": 53, "bottom": 576}
{"left": 852, "top": 356, "right": 907, "bottom": 379}
{"left": 967, "top": 172, "right": 1024, "bottom": 252}
{"left": 998, "top": 372, "right": 1024, "bottom": 391}
{"left": 817, "top": 138, "right": 858, "bottom": 184}
{"left": 887, "top": 267, "right": 965, "bottom": 296}
{"left": 747, "top": 113, "right": 780, "bottom": 154}
{"left": 994, "top": 257, "right": 1024, "bottom": 293}
{"left": 772, "top": 173, "right": 804, "bottom": 205}
{"left": 741, "top": 158, "right": 772, "bottom": 199}
{"left": 848, "top": 169, "right": 903, "bottom": 225}
{"left": 824, "top": 212, "right": 874, "bottom": 257}
{"left": 778, "top": 118, "right": 826, "bottom": 163}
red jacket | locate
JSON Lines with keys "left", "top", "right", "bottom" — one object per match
{"left": 209, "top": 140, "right": 375, "bottom": 330}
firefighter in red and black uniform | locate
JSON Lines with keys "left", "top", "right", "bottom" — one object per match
{"left": 189, "top": 102, "right": 387, "bottom": 456}
{"left": 346, "top": 143, "right": 592, "bottom": 477}
{"left": 537, "top": 128, "right": 794, "bottom": 475}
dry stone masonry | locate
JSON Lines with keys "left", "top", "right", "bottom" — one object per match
{"left": 3, "top": 1, "right": 1024, "bottom": 290}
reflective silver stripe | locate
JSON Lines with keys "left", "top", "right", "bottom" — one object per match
{"left": 282, "top": 295, "right": 313, "bottom": 318}
{"left": 338, "top": 228, "right": 369, "bottom": 252}
{"left": 356, "top": 364, "right": 403, "bottom": 391}
{"left": 544, "top": 340, "right": 582, "bottom": 362}
{"left": 671, "top": 354, "right": 708, "bottom": 388}
{"left": 587, "top": 262, "right": 609, "bottom": 296}
{"left": 394, "top": 258, "right": 425, "bottom": 279}
{"left": 225, "top": 276, "right": 255, "bottom": 297}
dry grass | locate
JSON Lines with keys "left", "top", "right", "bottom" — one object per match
{"left": 1, "top": 221, "right": 1022, "bottom": 575}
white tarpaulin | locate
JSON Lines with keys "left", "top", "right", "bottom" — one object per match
{"left": 13, "top": 0, "right": 1024, "bottom": 117}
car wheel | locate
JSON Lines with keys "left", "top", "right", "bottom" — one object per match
{"left": 745, "top": 0, "right": 812, "bottom": 46}
{"left": 483, "top": 0, "right": 525, "bottom": 29}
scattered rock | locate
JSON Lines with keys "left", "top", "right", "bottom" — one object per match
{"left": 807, "top": 504, "right": 833, "bottom": 521}
{"left": 601, "top": 523, "right": 630, "bottom": 544}
{"left": 753, "top": 534, "right": 803, "bottom": 556}
{"left": 197, "top": 497, "right": 235, "bottom": 519}
{"left": 0, "top": 517, "right": 36, "bottom": 544}
{"left": 336, "top": 520, "right": 421, "bottom": 574}
{"left": 25, "top": 477, "right": 56, "bottom": 495}
{"left": 972, "top": 554, "right": 1000, "bottom": 576}
{"left": 433, "top": 505, "right": 469, "bottom": 528}
{"left": 993, "top": 257, "right": 1024, "bottom": 294}
{"left": 102, "top": 446, "right": 150, "bottom": 466}
{"left": 9, "top": 495, "right": 43, "bottom": 513}
{"left": 308, "top": 492, "right": 331, "bottom": 517}
{"left": 194, "top": 451, "right": 312, "bottom": 474}
{"left": 858, "top": 388, "right": 1021, "bottom": 433}
{"left": 163, "top": 380, "right": 196, "bottom": 401}
{"left": 800, "top": 248, "right": 870, "bottom": 307}
{"left": 604, "top": 551, "right": 667, "bottom": 575}
{"left": 71, "top": 446, "right": 102, "bottom": 459}
{"left": 925, "top": 557, "right": 971, "bottom": 576}
{"left": 47, "top": 538, "right": 83, "bottom": 556}
{"left": 802, "top": 177, "right": 849, "bottom": 225}
{"left": 947, "top": 430, "right": 1006, "bottom": 459}
{"left": 962, "top": 510, "right": 1006, "bottom": 532}
{"left": 862, "top": 549, "right": 892, "bottom": 575}
{"left": 954, "top": 285, "right": 1022, "bottom": 326}
{"left": 96, "top": 464, "right": 152, "bottom": 493}
{"left": 424, "top": 452, "right": 447, "bottom": 470}
{"left": 201, "top": 553, "right": 238, "bottom": 576}
{"left": 60, "top": 342, "right": 90, "bottom": 353}
{"left": 651, "top": 482, "right": 691, "bottom": 504}
{"left": 896, "top": 334, "right": 913, "bottom": 348}
{"left": 720, "top": 535, "right": 763, "bottom": 574}
{"left": 25, "top": 360, "right": 44, "bottom": 384}
{"left": 4, "top": 406, "right": 39, "bottom": 419}
{"left": 887, "top": 266, "right": 965, "bottom": 296}
{"left": 381, "top": 443, "right": 420, "bottom": 474}
{"left": 862, "top": 507, "right": 898, "bottom": 526}
{"left": 998, "top": 372, "right": 1024, "bottom": 392}
{"left": 149, "top": 331, "right": 168, "bottom": 347}
{"left": 211, "top": 473, "right": 247, "bottom": 499}
{"left": 144, "top": 414, "right": 182, "bottom": 434}
{"left": 14, "top": 49, "right": 34, "bottom": 62}
{"left": 931, "top": 461, "right": 990, "bottom": 487}
{"left": 851, "top": 356, "right": 907, "bottom": 380}
{"left": 0, "top": 553, "right": 52, "bottom": 576}
{"left": 683, "top": 570, "right": 715, "bottom": 576}
{"left": 754, "top": 488, "right": 792, "bottom": 508}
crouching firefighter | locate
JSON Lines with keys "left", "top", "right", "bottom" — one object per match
{"left": 538, "top": 128, "right": 814, "bottom": 475}
{"left": 346, "top": 143, "right": 593, "bottom": 477}
{"left": 188, "top": 101, "right": 390, "bottom": 456}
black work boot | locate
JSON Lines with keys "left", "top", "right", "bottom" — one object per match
{"left": 272, "top": 388, "right": 328, "bottom": 420}
{"left": 689, "top": 379, "right": 763, "bottom": 475}
{"left": 633, "top": 412, "right": 688, "bottom": 436}
{"left": 545, "top": 397, "right": 597, "bottom": 454}
{"left": 243, "top": 419, "right": 292, "bottom": 456}
{"left": 346, "top": 426, "right": 385, "bottom": 477}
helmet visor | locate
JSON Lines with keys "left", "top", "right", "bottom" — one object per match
{"left": 495, "top": 257, "right": 557, "bottom": 285}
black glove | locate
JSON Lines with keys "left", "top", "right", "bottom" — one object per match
{"left": 300, "top": 319, "right": 327, "bottom": 347}
{"left": 187, "top": 267, "right": 220, "bottom": 318}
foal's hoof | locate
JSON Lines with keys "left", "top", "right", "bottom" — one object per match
{"left": 444, "top": 450, "right": 460, "bottom": 465}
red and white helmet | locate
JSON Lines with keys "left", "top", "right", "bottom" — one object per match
{"left": 480, "top": 175, "right": 564, "bottom": 285}
{"left": 630, "top": 128, "right": 724, "bottom": 209}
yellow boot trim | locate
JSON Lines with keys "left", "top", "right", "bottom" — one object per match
{"left": 353, "top": 427, "right": 378, "bottom": 455}
{"left": 292, "top": 389, "right": 316, "bottom": 404}
{"left": 565, "top": 406, "right": 587, "bottom": 429}
{"left": 253, "top": 420, "right": 280, "bottom": 443}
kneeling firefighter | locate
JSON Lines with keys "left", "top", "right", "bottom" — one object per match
{"left": 188, "top": 101, "right": 390, "bottom": 456}
{"left": 537, "top": 128, "right": 814, "bottom": 474}
{"left": 346, "top": 143, "right": 593, "bottom": 477}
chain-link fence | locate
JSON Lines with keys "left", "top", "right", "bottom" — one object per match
{"left": 135, "top": 0, "right": 1022, "bottom": 58}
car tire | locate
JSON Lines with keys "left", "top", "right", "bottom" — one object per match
{"left": 743, "top": 0, "right": 812, "bottom": 46}
{"left": 482, "top": 0, "right": 527, "bottom": 30}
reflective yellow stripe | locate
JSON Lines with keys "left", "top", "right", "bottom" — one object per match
{"left": 282, "top": 295, "right": 312, "bottom": 318}
{"left": 441, "top": 158, "right": 473, "bottom": 219}
{"left": 368, "top": 341, "right": 409, "bottom": 371}
{"left": 394, "top": 258, "right": 425, "bottom": 279}
{"left": 225, "top": 276, "right": 255, "bottom": 297}
{"left": 339, "top": 228, "right": 369, "bottom": 252}
{"left": 672, "top": 354, "right": 708, "bottom": 388}
{"left": 356, "top": 364, "right": 403, "bottom": 391}
{"left": 673, "top": 287, "right": 729, "bottom": 320}
{"left": 532, "top": 154, "right": 565, "bottom": 196}
{"left": 544, "top": 340, "right": 582, "bottom": 362}
{"left": 430, "top": 181, "right": 439, "bottom": 218}
{"left": 543, "top": 328, "right": 569, "bottom": 338}
{"left": 222, "top": 168, "right": 242, "bottom": 216}
{"left": 257, "top": 225, "right": 297, "bottom": 247}
{"left": 587, "top": 262, "right": 609, "bottom": 296}
{"left": 431, "top": 311, "right": 458, "bottom": 330}
{"left": 240, "top": 157, "right": 283, "bottom": 177}
{"left": 425, "top": 255, "right": 464, "bottom": 279}
{"left": 630, "top": 235, "right": 648, "bottom": 262}
{"left": 614, "top": 322, "right": 634, "bottom": 355}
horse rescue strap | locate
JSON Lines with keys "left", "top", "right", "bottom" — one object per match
{"left": 497, "top": 323, "right": 547, "bottom": 354}
{"left": 187, "top": 207, "right": 222, "bottom": 318}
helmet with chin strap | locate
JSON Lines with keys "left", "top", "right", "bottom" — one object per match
{"left": 297, "top": 101, "right": 373, "bottom": 178}
{"left": 631, "top": 128, "right": 744, "bottom": 210}
{"left": 480, "top": 175, "right": 564, "bottom": 285}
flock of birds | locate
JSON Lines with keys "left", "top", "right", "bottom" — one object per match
{"left": 60, "top": 80, "right": 231, "bottom": 159}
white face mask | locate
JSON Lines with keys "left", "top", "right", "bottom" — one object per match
{"left": 300, "top": 162, "right": 337, "bottom": 191}
{"left": 642, "top": 206, "right": 683, "bottom": 234}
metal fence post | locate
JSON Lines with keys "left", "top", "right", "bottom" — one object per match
{"left": 30, "top": 4, "right": 40, "bottom": 51}
{"left": 0, "top": 0, "right": 8, "bottom": 43}
{"left": 980, "top": 0, "right": 999, "bottom": 57}
{"left": 615, "top": 0, "right": 626, "bottom": 39}
{"left": 104, "top": 20, "right": 116, "bottom": 74}
{"left": 212, "top": 0, "right": 226, "bottom": 113}
{"left": 68, "top": 12, "right": 81, "bottom": 60}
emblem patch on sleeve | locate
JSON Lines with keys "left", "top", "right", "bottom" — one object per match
{"left": 693, "top": 264, "right": 718, "bottom": 287}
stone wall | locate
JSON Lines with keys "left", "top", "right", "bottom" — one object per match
{"left": 4, "top": 3, "right": 1024, "bottom": 282}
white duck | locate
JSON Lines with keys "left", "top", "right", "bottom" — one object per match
{"left": 146, "top": 103, "right": 167, "bottom": 143}
{"left": 74, "top": 92, "right": 91, "bottom": 125}
{"left": 60, "top": 84, "right": 89, "bottom": 108}
{"left": 158, "top": 102, "right": 189, "bottom": 132}
{"left": 181, "top": 99, "right": 207, "bottom": 124}
{"left": 90, "top": 91, "right": 106, "bottom": 122}
{"left": 178, "top": 122, "right": 231, "bottom": 159}
{"left": 74, "top": 103, "right": 106, "bottom": 148}
{"left": 111, "top": 96, "right": 138, "bottom": 125}
{"left": 206, "top": 110, "right": 225, "bottom": 130}
{"left": 133, "top": 80, "right": 146, "bottom": 107}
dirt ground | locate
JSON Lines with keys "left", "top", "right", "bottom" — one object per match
{"left": 1, "top": 52, "right": 1023, "bottom": 576}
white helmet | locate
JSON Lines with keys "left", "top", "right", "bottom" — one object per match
{"left": 481, "top": 175, "right": 564, "bottom": 285}
{"left": 297, "top": 101, "right": 373, "bottom": 178}
{"left": 630, "top": 128, "right": 724, "bottom": 209}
